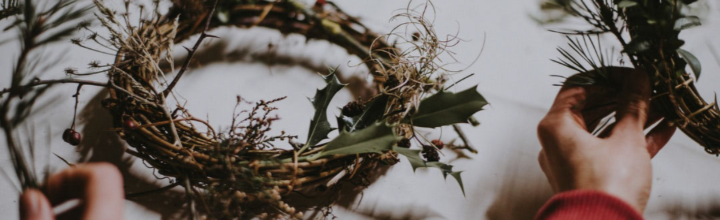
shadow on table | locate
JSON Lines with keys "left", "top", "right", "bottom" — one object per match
{"left": 77, "top": 90, "right": 186, "bottom": 219}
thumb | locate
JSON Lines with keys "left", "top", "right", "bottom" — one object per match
{"left": 611, "top": 69, "right": 651, "bottom": 139}
{"left": 20, "top": 189, "right": 55, "bottom": 220}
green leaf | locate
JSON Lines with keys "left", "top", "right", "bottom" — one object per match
{"left": 407, "top": 86, "right": 487, "bottom": 128}
{"left": 348, "top": 95, "right": 389, "bottom": 132}
{"left": 674, "top": 16, "right": 701, "bottom": 31}
{"left": 617, "top": 1, "right": 638, "bottom": 8}
{"left": 393, "top": 146, "right": 427, "bottom": 171}
{"left": 299, "top": 73, "right": 346, "bottom": 153}
{"left": 336, "top": 115, "right": 352, "bottom": 133}
{"left": 311, "top": 123, "right": 399, "bottom": 159}
{"left": 448, "top": 172, "right": 465, "bottom": 197}
{"left": 393, "top": 146, "right": 466, "bottom": 196}
{"left": 624, "top": 40, "right": 650, "bottom": 54}
{"left": 677, "top": 48, "right": 702, "bottom": 80}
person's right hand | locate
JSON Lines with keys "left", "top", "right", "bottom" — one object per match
{"left": 537, "top": 67, "right": 677, "bottom": 213}
{"left": 19, "top": 162, "right": 124, "bottom": 220}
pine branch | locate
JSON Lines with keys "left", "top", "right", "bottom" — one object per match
{"left": 0, "top": 0, "right": 90, "bottom": 190}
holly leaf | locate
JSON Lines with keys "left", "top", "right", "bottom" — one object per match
{"left": 348, "top": 95, "right": 389, "bottom": 132}
{"left": 336, "top": 115, "right": 353, "bottom": 133}
{"left": 393, "top": 146, "right": 466, "bottom": 196}
{"left": 407, "top": 86, "right": 487, "bottom": 128}
{"left": 677, "top": 48, "right": 702, "bottom": 80}
{"left": 448, "top": 172, "right": 465, "bottom": 197}
{"left": 299, "top": 73, "right": 345, "bottom": 153}
{"left": 310, "top": 123, "right": 399, "bottom": 160}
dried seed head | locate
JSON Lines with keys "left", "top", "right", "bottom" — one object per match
{"left": 88, "top": 60, "right": 102, "bottom": 69}
{"left": 421, "top": 145, "right": 440, "bottom": 162}
{"left": 396, "top": 138, "right": 411, "bottom": 148}
{"left": 76, "top": 20, "right": 92, "bottom": 29}
{"left": 64, "top": 67, "right": 78, "bottom": 75}
{"left": 70, "top": 37, "right": 83, "bottom": 45}
{"left": 86, "top": 32, "right": 98, "bottom": 40}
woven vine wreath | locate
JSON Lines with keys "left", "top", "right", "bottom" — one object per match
{"left": 82, "top": 0, "right": 487, "bottom": 219}
{"left": 539, "top": 0, "right": 719, "bottom": 152}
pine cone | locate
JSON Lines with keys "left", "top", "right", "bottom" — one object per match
{"left": 341, "top": 100, "right": 366, "bottom": 117}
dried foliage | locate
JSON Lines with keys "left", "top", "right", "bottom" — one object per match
{"left": 540, "top": 0, "right": 720, "bottom": 153}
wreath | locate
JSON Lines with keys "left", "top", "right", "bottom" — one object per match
{"left": 0, "top": 0, "right": 486, "bottom": 219}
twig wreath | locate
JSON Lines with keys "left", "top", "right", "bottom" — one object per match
{"left": 0, "top": 0, "right": 486, "bottom": 219}
{"left": 540, "top": 0, "right": 719, "bottom": 152}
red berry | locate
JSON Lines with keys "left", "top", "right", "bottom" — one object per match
{"left": 62, "top": 129, "right": 81, "bottom": 146}
{"left": 124, "top": 119, "right": 138, "bottom": 131}
{"left": 315, "top": 0, "right": 326, "bottom": 7}
{"left": 431, "top": 139, "right": 444, "bottom": 149}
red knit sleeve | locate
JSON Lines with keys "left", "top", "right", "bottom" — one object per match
{"left": 535, "top": 190, "right": 644, "bottom": 220}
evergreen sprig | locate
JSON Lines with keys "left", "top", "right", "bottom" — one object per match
{"left": 541, "top": 0, "right": 720, "bottom": 151}
{"left": 0, "top": 0, "right": 90, "bottom": 190}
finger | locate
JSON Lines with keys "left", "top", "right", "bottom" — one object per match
{"left": 44, "top": 163, "right": 124, "bottom": 220}
{"left": 646, "top": 119, "right": 677, "bottom": 158}
{"left": 610, "top": 69, "right": 651, "bottom": 140}
{"left": 579, "top": 84, "right": 617, "bottom": 132}
{"left": 20, "top": 189, "right": 55, "bottom": 220}
{"left": 538, "top": 150, "right": 558, "bottom": 193}
{"left": 582, "top": 102, "right": 616, "bottom": 133}
{"left": 541, "top": 85, "right": 591, "bottom": 138}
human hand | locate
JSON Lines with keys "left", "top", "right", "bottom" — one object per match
{"left": 537, "top": 67, "right": 676, "bottom": 213}
{"left": 19, "top": 162, "right": 124, "bottom": 220}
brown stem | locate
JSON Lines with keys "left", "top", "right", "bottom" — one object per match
{"left": 70, "top": 85, "right": 82, "bottom": 129}
{"left": 452, "top": 124, "right": 477, "bottom": 154}
{"left": 0, "top": 78, "right": 108, "bottom": 97}
{"left": 162, "top": 0, "right": 220, "bottom": 97}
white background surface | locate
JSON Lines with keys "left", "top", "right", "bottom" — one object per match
{"left": 0, "top": 0, "right": 720, "bottom": 219}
